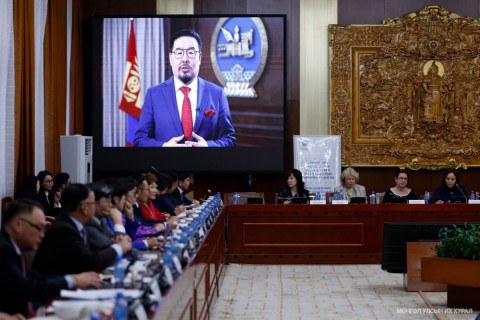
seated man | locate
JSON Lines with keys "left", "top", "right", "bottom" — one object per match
{"left": 85, "top": 181, "right": 132, "bottom": 253}
{"left": 171, "top": 172, "right": 199, "bottom": 206}
{"left": 0, "top": 199, "right": 102, "bottom": 317}
{"left": 33, "top": 184, "right": 131, "bottom": 275}
{"left": 155, "top": 172, "right": 186, "bottom": 215}
{"left": 53, "top": 172, "right": 70, "bottom": 194}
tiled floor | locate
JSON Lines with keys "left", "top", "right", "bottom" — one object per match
{"left": 211, "top": 264, "right": 478, "bottom": 320}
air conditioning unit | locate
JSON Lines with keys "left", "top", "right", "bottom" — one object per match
{"left": 60, "top": 135, "right": 93, "bottom": 184}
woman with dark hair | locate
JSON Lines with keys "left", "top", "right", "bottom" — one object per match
{"left": 382, "top": 169, "right": 417, "bottom": 203}
{"left": 429, "top": 169, "right": 467, "bottom": 204}
{"left": 278, "top": 169, "right": 309, "bottom": 204}
{"left": 37, "top": 170, "right": 61, "bottom": 217}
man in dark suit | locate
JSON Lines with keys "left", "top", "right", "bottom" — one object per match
{"left": 85, "top": 181, "right": 133, "bottom": 252}
{"left": 0, "top": 199, "right": 102, "bottom": 317}
{"left": 33, "top": 184, "right": 131, "bottom": 275}
{"left": 133, "top": 29, "right": 236, "bottom": 147}
{"left": 171, "top": 172, "right": 197, "bottom": 206}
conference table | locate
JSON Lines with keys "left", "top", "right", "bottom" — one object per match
{"left": 153, "top": 206, "right": 227, "bottom": 320}
{"left": 226, "top": 203, "right": 480, "bottom": 264}
{"left": 154, "top": 202, "right": 480, "bottom": 319}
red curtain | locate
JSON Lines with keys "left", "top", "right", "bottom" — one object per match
{"left": 13, "top": 0, "right": 35, "bottom": 192}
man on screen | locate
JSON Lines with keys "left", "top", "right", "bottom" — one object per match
{"left": 133, "top": 29, "right": 236, "bottom": 147}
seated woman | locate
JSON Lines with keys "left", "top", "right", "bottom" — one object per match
{"left": 382, "top": 169, "right": 417, "bottom": 203}
{"left": 334, "top": 167, "right": 366, "bottom": 202}
{"left": 37, "top": 170, "right": 61, "bottom": 218}
{"left": 429, "top": 169, "right": 467, "bottom": 204}
{"left": 141, "top": 172, "right": 170, "bottom": 222}
{"left": 278, "top": 169, "right": 309, "bottom": 204}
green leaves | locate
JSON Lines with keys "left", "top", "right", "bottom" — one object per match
{"left": 436, "top": 223, "right": 480, "bottom": 260}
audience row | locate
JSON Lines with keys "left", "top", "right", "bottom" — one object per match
{"left": 1, "top": 170, "right": 197, "bottom": 317}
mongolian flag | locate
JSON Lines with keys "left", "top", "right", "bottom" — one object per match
{"left": 118, "top": 19, "right": 142, "bottom": 146}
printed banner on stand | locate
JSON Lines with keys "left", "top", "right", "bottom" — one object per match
{"left": 293, "top": 135, "right": 341, "bottom": 197}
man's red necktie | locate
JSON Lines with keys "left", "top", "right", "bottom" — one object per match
{"left": 180, "top": 86, "right": 193, "bottom": 141}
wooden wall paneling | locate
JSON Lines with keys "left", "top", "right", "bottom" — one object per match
{"left": 194, "top": 0, "right": 248, "bottom": 13}
{"left": 338, "top": 0, "right": 480, "bottom": 25}
{"left": 337, "top": 0, "right": 385, "bottom": 24}
{"left": 82, "top": 0, "right": 156, "bottom": 16}
{"left": 384, "top": 0, "right": 432, "bottom": 21}
{"left": 157, "top": 0, "right": 193, "bottom": 14}
{"left": 435, "top": 0, "right": 479, "bottom": 17}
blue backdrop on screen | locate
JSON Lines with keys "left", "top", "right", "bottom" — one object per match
{"left": 216, "top": 18, "right": 262, "bottom": 71}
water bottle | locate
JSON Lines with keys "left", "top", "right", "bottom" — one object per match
{"left": 114, "top": 256, "right": 127, "bottom": 288}
{"left": 424, "top": 191, "right": 429, "bottom": 203}
{"left": 339, "top": 188, "right": 344, "bottom": 200}
{"left": 370, "top": 191, "right": 376, "bottom": 204}
{"left": 113, "top": 292, "right": 128, "bottom": 320}
{"left": 471, "top": 190, "right": 476, "bottom": 200}
{"left": 163, "top": 245, "right": 179, "bottom": 276}
{"left": 233, "top": 192, "right": 239, "bottom": 205}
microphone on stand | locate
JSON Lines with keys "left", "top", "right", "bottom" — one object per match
{"left": 151, "top": 165, "right": 161, "bottom": 174}
{"left": 200, "top": 189, "right": 212, "bottom": 202}
{"left": 456, "top": 183, "right": 468, "bottom": 203}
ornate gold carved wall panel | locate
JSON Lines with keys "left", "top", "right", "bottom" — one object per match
{"left": 329, "top": 6, "right": 480, "bottom": 170}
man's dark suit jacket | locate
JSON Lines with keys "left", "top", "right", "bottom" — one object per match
{"left": 0, "top": 230, "right": 67, "bottom": 316}
{"left": 153, "top": 194, "right": 178, "bottom": 215}
{"left": 33, "top": 213, "right": 117, "bottom": 275}
{"left": 133, "top": 76, "right": 236, "bottom": 147}
{"left": 171, "top": 188, "right": 192, "bottom": 206}
{"left": 85, "top": 217, "right": 114, "bottom": 251}
{"left": 37, "top": 190, "right": 61, "bottom": 217}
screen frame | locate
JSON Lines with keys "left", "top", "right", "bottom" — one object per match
{"left": 84, "top": 14, "right": 287, "bottom": 175}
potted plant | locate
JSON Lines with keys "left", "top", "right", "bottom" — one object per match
{"left": 421, "top": 223, "right": 480, "bottom": 309}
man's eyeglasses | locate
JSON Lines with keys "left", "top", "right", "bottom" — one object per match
{"left": 172, "top": 48, "right": 199, "bottom": 59}
{"left": 19, "top": 217, "right": 45, "bottom": 233}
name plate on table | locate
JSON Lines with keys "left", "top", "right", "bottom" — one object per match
{"left": 331, "top": 200, "right": 348, "bottom": 205}
{"left": 408, "top": 200, "right": 426, "bottom": 204}
{"left": 310, "top": 200, "right": 326, "bottom": 204}
{"left": 468, "top": 200, "right": 480, "bottom": 204}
